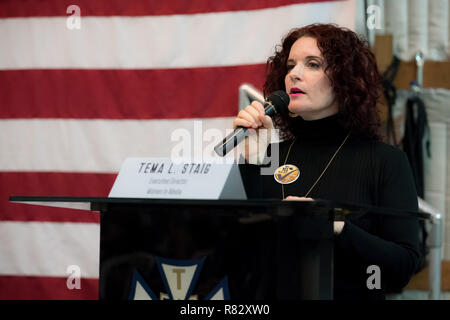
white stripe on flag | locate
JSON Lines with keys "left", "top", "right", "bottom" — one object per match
{"left": 0, "top": 221, "right": 99, "bottom": 278}
{"left": 0, "top": 118, "right": 235, "bottom": 172}
{"left": 0, "top": 1, "right": 355, "bottom": 69}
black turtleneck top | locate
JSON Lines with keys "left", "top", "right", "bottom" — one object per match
{"left": 240, "top": 114, "right": 420, "bottom": 300}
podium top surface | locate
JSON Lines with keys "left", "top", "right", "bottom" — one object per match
{"left": 9, "top": 195, "right": 329, "bottom": 207}
{"left": 9, "top": 196, "right": 431, "bottom": 220}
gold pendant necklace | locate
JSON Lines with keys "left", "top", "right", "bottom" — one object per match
{"left": 276, "top": 132, "right": 350, "bottom": 199}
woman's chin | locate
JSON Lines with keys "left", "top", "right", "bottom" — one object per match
{"left": 288, "top": 105, "right": 310, "bottom": 117}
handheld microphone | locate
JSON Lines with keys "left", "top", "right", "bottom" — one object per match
{"left": 214, "top": 90, "right": 290, "bottom": 157}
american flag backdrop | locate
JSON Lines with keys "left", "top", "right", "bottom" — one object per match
{"left": 0, "top": 0, "right": 355, "bottom": 299}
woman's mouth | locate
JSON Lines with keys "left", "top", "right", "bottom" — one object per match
{"left": 289, "top": 87, "right": 306, "bottom": 96}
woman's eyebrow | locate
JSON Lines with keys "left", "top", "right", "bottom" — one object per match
{"left": 305, "top": 55, "right": 323, "bottom": 61}
{"left": 287, "top": 56, "right": 323, "bottom": 63}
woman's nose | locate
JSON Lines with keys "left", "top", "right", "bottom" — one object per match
{"left": 290, "top": 72, "right": 300, "bottom": 82}
{"left": 289, "top": 64, "right": 303, "bottom": 82}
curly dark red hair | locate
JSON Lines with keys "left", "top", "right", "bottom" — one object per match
{"left": 264, "top": 23, "right": 382, "bottom": 140}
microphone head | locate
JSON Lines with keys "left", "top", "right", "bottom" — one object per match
{"left": 267, "top": 90, "right": 290, "bottom": 116}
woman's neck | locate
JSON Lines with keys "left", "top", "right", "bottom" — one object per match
{"left": 288, "top": 113, "right": 348, "bottom": 143}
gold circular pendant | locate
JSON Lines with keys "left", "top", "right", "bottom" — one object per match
{"left": 274, "top": 164, "right": 300, "bottom": 184}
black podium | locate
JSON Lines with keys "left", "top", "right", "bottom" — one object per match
{"left": 10, "top": 197, "right": 338, "bottom": 300}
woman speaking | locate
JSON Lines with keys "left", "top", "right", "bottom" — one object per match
{"left": 234, "top": 24, "right": 420, "bottom": 300}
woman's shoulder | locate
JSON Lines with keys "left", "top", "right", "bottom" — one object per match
{"left": 370, "top": 140, "right": 409, "bottom": 164}
{"left": 350, "top": 137, "right": 408, "bottom": 163}
{"left": 341, "top": 138, "right": 412, "bottom": 179}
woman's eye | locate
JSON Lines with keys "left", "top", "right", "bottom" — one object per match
{"left": 307, "top": 61, "right": 320, "bottom": 69}
{"left": 286, "top": 64, "right": 294, "bottom": 71}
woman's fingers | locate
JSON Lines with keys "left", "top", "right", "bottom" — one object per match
{"left": 261, "top": 115, "right": 274, "bottom": 130}
{"left": 283, "top": 196, "right": 314, "bottom": 201}
{"left": 251, "top": 100, "right": 265, "bottom": 116}
{"left": 233, "top": 109, "right": 257, "bottom": 129}
{"left": 250, "top": 101, "right": 275, "bottom": 129}
{"left": 232, "top": 102, "right": 261, "bottom": 129}
{"left": 232, "top": 117, "right": 252, "bottom": 129}
{"left": 246, "top": 103, "right": 263, "bottom": 127}
{"left": 232, "top": 101, "right": 274, "bottom": 130}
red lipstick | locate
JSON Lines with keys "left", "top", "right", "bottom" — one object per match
{"left": 289, "top": 87, "right": 305, "bottom": 96}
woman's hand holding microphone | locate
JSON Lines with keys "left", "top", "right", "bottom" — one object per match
{"left": 232, "top": 101, "right": 275, "bottom": 164}
{"left": 232, "top": 99, "right": 345, "bottom": 235}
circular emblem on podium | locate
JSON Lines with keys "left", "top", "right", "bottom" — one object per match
{"left": 274, "top": 164, "right": 300, "bottom": 184}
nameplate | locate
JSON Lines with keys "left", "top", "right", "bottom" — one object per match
{"left": 109, "top": 158, "right": 247, "bottom": 200}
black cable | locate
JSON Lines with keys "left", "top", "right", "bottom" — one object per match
{"left": 403, "top": 95, "right": 430, "bottom": 198}
{"left": 382, "top": 56, "right": 401, "bottom": 146}
{"left": 402, "top": 93, "right": 431, "bottom": 274}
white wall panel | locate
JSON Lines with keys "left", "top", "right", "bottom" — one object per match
{"left": 428, "top": 0, "right": 449, "bottom": 60}
{"left": 408, "top": 0, "right": 429, "bottom": 60}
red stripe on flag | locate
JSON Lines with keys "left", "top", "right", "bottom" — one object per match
{"left": 0, "top": 275, "right": 98, "bottom": 300}
{"left": 0, "top": 65, "right": 265, "bottom": 119}
{"left": 0, "top": 0, "right": 334, "bottom": 17}
{"left": 1, "top": 172, "right": 116, "bottom": 223}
